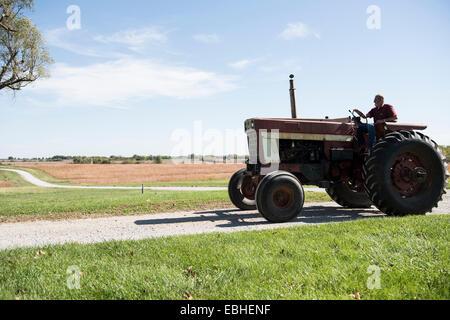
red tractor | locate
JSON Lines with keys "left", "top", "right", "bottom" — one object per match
{"left": 229, "top": 75, "right": 448, "bottom": 223}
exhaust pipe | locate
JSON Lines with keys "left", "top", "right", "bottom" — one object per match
{"left": 289, "top": 74, "right": 297, "bottom": 119}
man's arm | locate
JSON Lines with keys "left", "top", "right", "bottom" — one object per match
{"left": 376, "top": 115, "right": 398, "bottom": 124}
{"left": 353, "top": 109, "right": 371, "bottom": 119}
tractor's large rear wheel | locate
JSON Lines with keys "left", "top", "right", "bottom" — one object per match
{"left": 256, "top": 171, "right": 305, "bottom": 223}
{"left": 363, "top": 131, "right": 448, "bottom": 216}
{"left": 326, "top": 181, "right": 372, "bottom": 208}
{"left": 228, "top": 169, "right": 257, "bottom": 210}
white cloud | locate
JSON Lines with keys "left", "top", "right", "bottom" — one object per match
{"left": 280, "top": 22, "right": 320, "bottom": 40}
{"left": 193, "top": 34, "right": 220, "bottom": 43}
{"left": 29, "top": 58, "right": 238, "bottom": 107}
{"left": 94, "top": 27, "right": 168, "bottom": 47}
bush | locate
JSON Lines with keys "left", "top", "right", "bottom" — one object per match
{"left": 73, "top": 157, "right": 110, "bottom": 164}
{"left": 121, "top": 159, "right": 135, "bottom": 164}
{"left": 73, "top": 157, "right": 87, "bottom": 164}
{"left": 153, "top": 156, "right": 162, "bottom": 164}
{"left": 92, "top": 157, "right": 111, "bottom": 164}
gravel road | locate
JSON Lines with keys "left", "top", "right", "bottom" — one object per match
{"left": 0, "top": 168, "right": 326, "bottom": 192}
{"left": 1, "top": 197, "right": 448, "bottom": 250}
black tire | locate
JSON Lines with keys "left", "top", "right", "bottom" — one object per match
{"left": 228, "top": 169, "right": 257, "bottom": 210}
{"left": 326, "top": 181, "right": 372, "bottom": 208}
{"left": 363, "top": 130, "right": 448, "bottom": 216}
{"left": 256, "top": 171, "right": 305, "bottom": 223}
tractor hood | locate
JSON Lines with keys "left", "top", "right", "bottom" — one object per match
{"left": 245, "top": 118, "right": 355, "bottom": 142}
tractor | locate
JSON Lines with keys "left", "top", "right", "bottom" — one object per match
{"left": 228, "top": 75, "right": 448, "bottom": 223}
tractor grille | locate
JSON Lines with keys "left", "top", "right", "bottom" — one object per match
{"left": 246, "top": 129, "right": 258, "bottom": 165}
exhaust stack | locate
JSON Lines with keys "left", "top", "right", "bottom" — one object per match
{"left": 289, "top": 74, "right": 297, "bottom": 119}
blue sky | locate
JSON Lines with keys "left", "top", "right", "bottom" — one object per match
{"left": 0, "top": 0, "right": 449, "bottom": 158}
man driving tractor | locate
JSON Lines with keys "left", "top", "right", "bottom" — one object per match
{"left": 353, "top": 94, "right": 398, "bottom": 151}
{"left": 229, "top": 77, "right": 445, "bottom": 222}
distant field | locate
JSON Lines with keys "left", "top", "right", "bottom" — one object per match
{"left": 8, "top": 163, "right": 245, "bottom": 186}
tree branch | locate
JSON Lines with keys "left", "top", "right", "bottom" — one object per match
{"left": 0, "top": 49, "right": 18, "bottom": 81}
{"left": 0, "top": 6, "right": 18, "bottom": 32}
{"left": 0, "top": 76, "right": 34, "bottom": 90}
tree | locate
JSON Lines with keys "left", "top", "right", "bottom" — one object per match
{"left": 0, "top": 0, "right": 52, "bottom": 91}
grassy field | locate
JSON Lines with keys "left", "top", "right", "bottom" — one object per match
{"left": 0, "top": 171, "right": 331, "bottom": 223}
{"left": 0, "top": 215, "right": 448, "bottom": 300}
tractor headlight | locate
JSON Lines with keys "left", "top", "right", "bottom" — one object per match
{"left": 245, "top": 119, "right": 255, "bottom": 131}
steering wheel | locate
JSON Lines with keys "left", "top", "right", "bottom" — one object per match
{"left": 349, "top": 108, "right": 368, "bottom": 124}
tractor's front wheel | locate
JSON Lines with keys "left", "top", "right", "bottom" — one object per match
{"left": 363, "top": 131, "right": 448, "bottom": 216}
{"left": 228, "top": 169, "right": 257, "bottom": 210}
{"left": 256, "top": 171, "right": 305, "bottom": 223}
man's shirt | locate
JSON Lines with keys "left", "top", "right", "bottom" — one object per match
{"left": 367, "top": 104, "right": 397, "bottom": 123}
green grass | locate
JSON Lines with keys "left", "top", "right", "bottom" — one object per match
{"left": 111, "top": 181, "right": 322, "bottom": 188}
{"left": 0, "top": 186, "right": 331, "bottom": 223}
{"left": 0, "top": 171, "right": 33, "bottom": 187}
{"left": 0, "top": 215, "right": 448, "bottom": 300}
{"left": 141, "top": 180, "right": 229, "bottom": 187}
{"left": 92, "top": 179, "right": 230, "bottom": 188}
{"left": 0, "top": 187, "right": 229, "bottom": 222}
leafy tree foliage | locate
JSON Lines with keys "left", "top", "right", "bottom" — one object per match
{"left": 0, "top": 0, "right": 53, "bottom": 91}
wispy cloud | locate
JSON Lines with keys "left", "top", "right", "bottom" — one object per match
{"left": 228, "top": 58, "right": 264, "bottom": 70}
{"left": 193, "top": 34, "right": 220, "bottom": 43}
{"left": 44, "top": 28, "right": 108, "bottom": 58}
{"left": 45, "top": 27, "right": 170, "bottom": 57}
{"left": 280, "top": 22, "right": 320, "bottom": 40}
{"left": 94, "top": 27, "right": 168, "bottom": 51}
{"left": 29, "top": 58, "right": 238, "bottom": 108}
{"left": 229, "top": 59, "right": 251, "bottom": 69}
